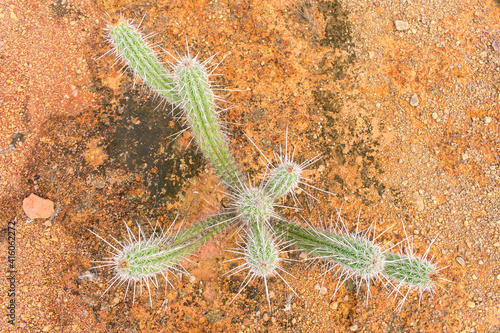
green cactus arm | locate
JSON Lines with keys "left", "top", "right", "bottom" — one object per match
{"left": 109, "top": 20, "right": 181, "bottom": 104}
{"left": 274, "top": 219, "right": 385, "bottom": 279}
{"left": 274, "top": 219, "right": 438, "bottom": 292}
{"left": 92, "top": 214, "right": 233, "bottom": 297}
{"left": 245, "top": 222, "right": 280, "bottom": 278}
{"left": 173, "top": 57, "right": 241, "bottom": 189}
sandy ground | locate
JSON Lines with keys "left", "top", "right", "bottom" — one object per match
{"left": 0, "top": 0, "right": 499, "bottom": 332}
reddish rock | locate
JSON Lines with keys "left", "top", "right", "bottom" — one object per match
{"left": 23, "top": 194, "right": 54, "bottom": 219}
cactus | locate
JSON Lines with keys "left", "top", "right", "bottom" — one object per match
{"left": 91, "top": 17, "right": 444, "bottom": 311}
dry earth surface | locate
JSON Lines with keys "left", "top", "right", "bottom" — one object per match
{"left": 1, "top": 0, "right": 499, "bottom": 332}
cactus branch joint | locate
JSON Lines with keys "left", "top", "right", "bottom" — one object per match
{"left": 90, "top": 17, "right": 446, "bottom": 312}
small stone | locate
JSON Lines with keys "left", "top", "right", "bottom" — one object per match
{"left": 314, "top": 283, "right": 321, "bottom": 291}
{"left": 330, "top": 302, "right": 338, "bottom": 310}
{"left": 23, "top": 194, "right": 55, "bottom": 219}
{"left": 456, "top": 256, "right": 466, "bottom": 267}
{"left": 485, "top": 116, "right": 492, "bottom": 124}
{"left": 432, "top": 112, "right": 438, "bottom": 120}
{"left": 409, "top": 94, "right": 419, "bottom": 107}
{"left": 493, "top": 39, "right": 499, "bottom": 52}
{"left": 466, "top": 301, "right": 476, "bottom": 309}
{"left": 412, "top": 191, "right": 424, "bottom": 211}
{"left": 395, "top": 20, "right": 409, "bottom": 31}
{"left": 189, "top": 275, "right": 196, "bottom": 284}
{"left": 112, "top": 296, "right": 120, "bottom": 306}
{"left": 263, "top": 313, "right": 269, "bottom": 321}
{"left": 494, "top": 242, "right": 500, "bottom": 247}
{"left": 299, "top": 252, "right": 308, "bottom": 259}
{"left": 350, "top": 324, "right": 358, "bottom": 331}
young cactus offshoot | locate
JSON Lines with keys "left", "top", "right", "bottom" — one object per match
{"left": 225, "top": 222, "right": 296, "bottom": 310}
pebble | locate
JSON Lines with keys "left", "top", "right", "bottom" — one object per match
{"left": 313, "top": 283, "right": 327, "bottom": 295}
{"left": 456, "top": 256, "right": 466, "bottom": 267}
{"left": 299, "top": 252, "right": 308, "bottom": 259}
{"left": 350, "top": 324, "right": 358, "bottom": 331}
{"left": 263, "top": 313, "right": 269, "bottom": 321}
{"left": 466, "top": 301, "right": 476, "bottom": 309}
{"left": 330, "top": 302, "right": 339, "bottom": 310}
{"left": 412, "top": 191, "right": 425, "bottom": 211}
{"left": 493, "top": 39, "right": 499, "bottom": 52}
{"left": 409, "top": 94, "right": 419, "bottom": 106}
{"left": 432, "top": 112, "right": 438, "bottom": 120}
{"left": 23, "top": 194, "right": 55, "bottom": 219}
{"left": 484, "top": 116, "right": 492, "bottom": 124}
{"left": 395, "top": 20, "right": 409, "bottom": 31}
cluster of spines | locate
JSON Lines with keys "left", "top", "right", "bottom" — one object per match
{"left": 92, "top": 17, "right": 444, "bottom": 311}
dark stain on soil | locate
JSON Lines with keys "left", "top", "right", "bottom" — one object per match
{"left": 318, "top": 0, "right": 352, "bottom": 49}
{"left": 308, "top": 0, "right": 386, "bottom": 205}
{"left": 105, "top": 89, "right": 206, "bottom": 209}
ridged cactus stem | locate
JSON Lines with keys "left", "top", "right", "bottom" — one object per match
{"left": 91, "top": 214, "right": 232, "bottom": 306}
{"left": 108, "top": 20, "right": 181, "bottom": 104}
{"left": 173, "top": 56, "right": 241, "bottom": 189}
{"left": 265, "top": 162, "right": 303, "bottom": 200}
{"left": 227, "top": 221, "right": 295, "bottom": 310}
{"left": 274, "top": 220, "right": 385, "bottom": 283}
{"left": 274, "top": 220, "right": 440, "bottom": 303}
